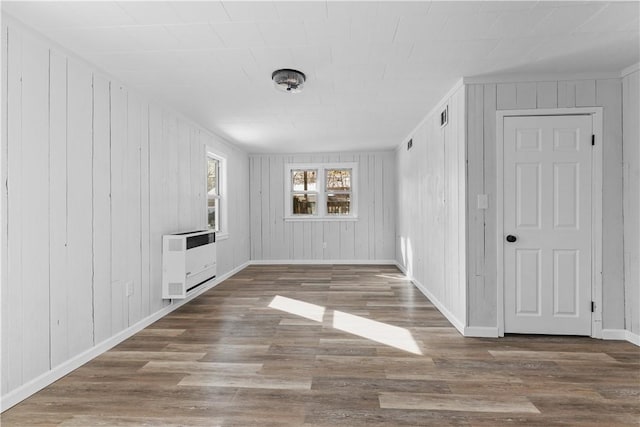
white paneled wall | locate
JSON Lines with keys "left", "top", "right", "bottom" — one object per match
{"left": 0, "top": 21, "right": 250, "bottom": 401}
{"left": 396, "top": 84, "right": 467, "bottom": 332}
{"left": 466, "top": 79, "right": 625, "bottom": 330}
{"left": 249, "top": 152, "right": 395, "bottom": 262}
{"left": 622, "top": 70, "right": 640, "bottom": 337}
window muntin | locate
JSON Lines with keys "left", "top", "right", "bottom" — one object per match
{"left": 285, "top": 163, "right": 357, "bottom": 220}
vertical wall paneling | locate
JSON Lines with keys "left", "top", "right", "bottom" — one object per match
{"left": 19, "top": 31, "right": 51, "bottom": 383}
{"left": 177, "top": 122, "right": 190, "bottom": 231}
{"left": 91, "top": 75, "right": 111, "bottom": 345}
{"left": 596, "top": 78, "right": 624, "bottom": 329}
{"left": 496, "top": 83, "right": 517, "bottom": 110}
{"left": 396, "top": 84, "right": 466, "bottom": 331}
{"left": 166, "top": 114, "right": 179, "bottom": 232}
{"left": 516, "top": 82, "right": 537, "bottom": 109}
{"left": 576, "top": 80, "right": 597, "bottom": 106}
{"left": 354, "top": 154, "right": 370, "bottom": 260}
{"left": 1, "top": 21, "right": 251, "bottom": 404}
{"left": 188, "top": 129, "right": 201, "bottom": 230}
{"left": 49, "top": 51, "right": 69, "bottom": 367}
{"left": 140, "top": 104, "right": 150, "bottom": 319}
{"left": 249, "top": 152, "right": 395, "bottom": 262}
{"left": 465, "top": 78, "right": 626, "bottom": 331}
{"left": 5, "top": 24, "right": 23, "bottom": 393}
{"left": 66, "top": 58, "right": 94, "bottom": 354}
{"left": 536, "top": 82, "right": 558, "bottom": 108}
{"left": 482, "top": 83, "right": 498, "bottom": 326}
{"left": 269, "top": 156, "right": 285, "bottom": 259}
{"left": 558, "top": 81, "right": 577, "bottom": 107}
{"left": 1, "top": 22, "right": 10, "bottom": 395}
{"left": 622, "top": 70, "right": 640, "bottom": 335}
{"left": 110, "top": 83, "right": 127, "bottom": 333}
{"left": 249, "top": 156, "right": 261, "bottom": 260}
{"left": 147, "top": 105, "right": 165, "bottom": 314}
{"left": 467, "top": 85, "right": 486, "bottom": 326}
{"left": 260, "top": 156, "right": 271, "bottom": 258}
{"left": 126, "top": 93, "right": 142, "bottom": 326}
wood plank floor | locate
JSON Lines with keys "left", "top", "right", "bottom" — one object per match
{"left": 2, "top": 265, "right": 639, "bottom": 426}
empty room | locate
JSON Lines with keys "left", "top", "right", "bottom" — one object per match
{"left": 1, "top": 1, "right": 639, "bottom": 425}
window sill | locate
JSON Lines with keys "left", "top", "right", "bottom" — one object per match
{"left": 284, "top": 216, "right": 359, "bottom": 222}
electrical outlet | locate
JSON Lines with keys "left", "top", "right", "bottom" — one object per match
{"left": 126, "top": 281, "right": 134, "bottom": 297}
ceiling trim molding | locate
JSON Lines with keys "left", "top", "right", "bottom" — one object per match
{"left": 621, "top": 63, "right": 640, "bottom": 78}
{"left": 395, "top": 78, "right": 465, "bottom": 152}
{"left": 462, "top": 72, "right": 622, "bottom": 85}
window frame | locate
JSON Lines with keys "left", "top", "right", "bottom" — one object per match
{"left": 284, "top": 162, "right": 358, "bottom": 221}
{"left": 206, "top": 151, "right": 228, "bottom": 240}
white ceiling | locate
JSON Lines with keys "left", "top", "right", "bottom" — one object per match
{"left": 2, "top": 1, "right": 639, "bottom": 153}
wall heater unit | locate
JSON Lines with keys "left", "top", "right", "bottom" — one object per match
{"left": 162, "top": 230, "right": 216, "bottom": 299}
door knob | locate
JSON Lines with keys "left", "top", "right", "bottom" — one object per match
{"left": 506, "top": 235, "right": 517, "bottom": 243}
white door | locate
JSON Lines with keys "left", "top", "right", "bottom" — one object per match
{"left": 503, "top": 115, "right": 593, "bottom": 335}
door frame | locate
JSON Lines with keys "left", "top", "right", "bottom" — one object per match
{"left": 496, "top": 107, "right": 604, "bottom": 338}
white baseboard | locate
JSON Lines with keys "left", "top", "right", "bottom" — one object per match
{"left": 249, "top": 259, "right": 398, "bottom": 265}
{"left": 396, "top": 263, "right": 466, "bottom": 336}
{"left": 0, "top": 261, "right": 250, "bottom": 412}
{"left": 602, "top": 329, "right": 640, "bottom": 346}
{"left": 464, "top": 326, "right": 500, "bottom": 338}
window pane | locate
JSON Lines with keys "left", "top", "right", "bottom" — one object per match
{"left": 208, "top": 198, "right": 218, "bottom": 230}
{"left": 326, "top": 169, "right": 351, "bottom": 191}
{"left": 292, "top": 169, "right": 317, "bottom": 191}
{"left": 292, "top": 193, "right": 317, "bottom": 215}
{"left": 327, "top": 193, "right": 350, "bottom": 215}
{"left": 207, "top": 157, "right": 219, "bottom": 231}
{"left": 208, "top": 158, "right": 219, "bottom": 195}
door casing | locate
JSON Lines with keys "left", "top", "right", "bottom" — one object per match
{"left": 496, "top": 107, "right": 604, "bottom": 338}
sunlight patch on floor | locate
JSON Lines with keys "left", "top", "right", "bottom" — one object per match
{"left": 268, "top": 295, "right": 422, "bottom": 355}
{"left": 333, "top": 310, "right": 423, "bottom": 355}
{"left": 268, "top": 295, "right": 326, "bottom": 322}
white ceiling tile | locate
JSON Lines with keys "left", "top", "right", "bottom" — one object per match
{"left": 257, "top": 21, "right": 308, "bottom": 47}
{"left": 274, "top": 1, "right": 327, "bottom": 21}
{"left": 351, "top": 16, "right": 398, "bottom": 44}
{"left": 479, "top": 1, "right": 537, "bottom": 12}
{"left": 221, "top": 1, "right": 280, "bottom": 22}
{"left": 4, "top": 1, "right": 137, "bottom": 28}
{"left": 327, "top": 1, "right": 378, "bottom": 21}
{"left": 376, "top": 1, "right": 431, "bottom": 19}
{"left": 116, "top": 1, "right": 184, "bottom": 25}
{"left": 394, "top": 14, "right": 449, "bottom": 42}
{"left": 574, "top": 2, "right": 640, "bottom": 33}
{"left": 436, "top": 12, "right": 501, "bottom": 40}
{"left": 169, "top": 1, "right": 230, "bottom": 23}
{"left": 289, "top": 45, "right": 332, "bottom": 69}
{"left": 426, "top": 1, "right": 484, "bottom": 17}
{"left": 120, "top": 26, "right": 182, "bottom": 51}
{"left": 304, "top": 18, "right": 351, "bottom": 45}
{"left": 530, "top": 3, "right": 608, "bottom": 36}
{"left": 165, "top": 24, "right": 225, "bottom": 49}
{"left": 210, "top": 22, "right": 266, "bottom": 48}
{"left": 485, "top": 37, "right": 543, "bottom": 60}
{"left": 486, "top": 7, "right": 554, "bottom": 39}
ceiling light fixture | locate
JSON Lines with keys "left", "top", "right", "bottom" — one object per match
{"left": 272, "top": 68, "right": 306, "bottom": 93}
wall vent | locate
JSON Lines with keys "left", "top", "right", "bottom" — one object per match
{"left": 407, "top": 139, "right": 413, "bottom": 150}
{"left": 440, "top": 105, "right": 448, "bottom": 127}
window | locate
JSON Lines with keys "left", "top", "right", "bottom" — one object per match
{"left": 206, "top": 152, "right": 227, "bottom": 238}
{"left": 285, "top": 163, "right": 357, "bottom": 220}
{"left": 207, "top": 156, "right": 219, "bottom": 231}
